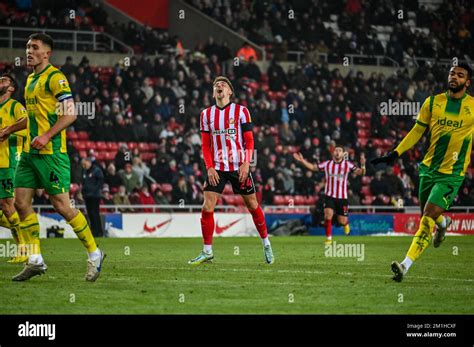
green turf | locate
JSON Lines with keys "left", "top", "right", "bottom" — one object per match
{"left": 1, "top": 236, "right": 473, "bottom": 314}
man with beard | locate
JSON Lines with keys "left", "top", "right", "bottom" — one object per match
{"left": 371, "top": 63, "right": 473, "bottom": 282}
{"left": 0, "top": 74, "right": 28, "bottom": 263}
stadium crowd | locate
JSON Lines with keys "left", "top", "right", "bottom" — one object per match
{"left": 187, "top": 0, "right": 473, "bottom": 65}
{"left": 1, "top": 0, "right": 473, "bottom": 210}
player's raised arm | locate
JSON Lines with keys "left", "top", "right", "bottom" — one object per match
{"left": 354, "top": 153, "right": 366, "bottom": 176}
{"left": 371, "top": 96, "right": 432, "bottom": 166}
{"left": 31, "top": 73, "right": 75, "bottom": 150}
{"left": 293, "top": 152, "right": 319, "bottom": 171}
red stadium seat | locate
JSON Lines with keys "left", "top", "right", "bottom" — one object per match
{"left": 127, "top": 142, "right": 138, "bottom": 150}
{"left": 361, "top": 186, "right": 371, "bottom": 196}
{"left": 85, "top": 141, "right": 96, "bottom": 150}
{"left": 106, "top": 142, "right": 118, "bottom": 151}
{"left": 294, "top": 195, "right": 305, "bottom": 205}
{"left": 160, "top": 184, "right": 173, "bottom": 193}
{"left": 150, "top": 183, "right": 161, "bottom": 193}
{"left": 95, "top": 151, "right": 106, "bottom": 161}
{"left": 79, "top": 150, "right": 87, "bottom": 158}
{"left": 67, "top": 131, "right": 78, "bottom": 140}
{"left": 138, "top": 142, "right": 150, "bottom": 151}
{"left": 69, "top": 183, "right": 80, "bottom": 195}
{"left": 273, "top": 195, "right": 285, "bottom": 205}
{"left": 104, "top": 151, "right": 117, "bottom": 161}
{"left": 73, "top": 140, "right": 87, "bottom": 150}
{"left": 96, "top": 141, "right": 108, "bottom": 151}
{"left": 77, "top": 131, "right": 89, "bottom": 140}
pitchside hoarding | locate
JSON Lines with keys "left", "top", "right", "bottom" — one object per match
{"left": 0, "top": 213, "right": 473, "bottom": 238}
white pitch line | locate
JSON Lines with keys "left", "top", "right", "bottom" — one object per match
{"left": 129, "top": 266, "right": 474, "bottom": 283}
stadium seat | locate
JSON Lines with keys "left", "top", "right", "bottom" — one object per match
{"left": 107, "top": 142, "right": 118, "bottom": 151}
{"left": 160, "top": 184, "right": 173, "bottom": 193}
{"left": 95, "top": 151, "right": 106, "bottom": 161}
{"left": 273, "top": 195, "right": 285, "bottom": 205}
{"left": 361, "top": 186, "right": 371, "bottom": 196}
{"left": 127, "top": 142, "right": 138, "bottom": 150}
{"left": 73, "top": 140, "right": 87, "bottom": 150}
{"left": 85, "top": 141, "right": 96, "bottom": 150}
{"left": 150, "top": 183, "right": 161, "bottom": 193}
{"left": 77, "top": 131, "right": 89, "bottom": 140}
{"left": 67, "top": 131, "right": 78, "bottom": 140}
{"left": 69, "top": 183, "right": 80, "bottom": 195}
{"left": 79, "top": 150, "right": 87, "bottom": 158}
{"left": 104, "top": 151, "right": 117, "bottom": 161}
{"left": 96, "top": 141, "right": 108, "bottom": 151}
{"left": 138, "top": 142, "right": 150, "bottom": 151}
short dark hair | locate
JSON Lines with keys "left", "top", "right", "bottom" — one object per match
{"left": 213, "top": 76, "right": 234, "bottom": 94}
{"left": 28, "top": 33, "right": 54, "bottom": 50}
{"left": 453, "top": 62, "right": 472, "bottom": 80}
{"left": 1, "top": 73, "right": 17, "bottom": 91}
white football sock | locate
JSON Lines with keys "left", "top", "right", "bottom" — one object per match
{"left": 203, "top": 245, "right": 213, "bottom": 254}
{"left": 400, "top": 256, "right": 413, "bottom": 273}
{"left": 88, "top": 248, "right": 101, "bottom": 261}
{"left": 29, "top": 254, "right": 44, "bottom": 265}
{"left": 262, "top": 237, "right": 271, "bottom": 247}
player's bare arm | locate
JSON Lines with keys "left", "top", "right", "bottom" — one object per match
{"left": 293, "top": 152, "right": 318, "bottom": 171}
{"left": 354, "top": 153, "right": 366, "bottom": 176}
{"left": 0, "top": 117, "right": 27, "bottom": 142}
{"left": 31, "top": 99, "right": 76, "bottom": 150}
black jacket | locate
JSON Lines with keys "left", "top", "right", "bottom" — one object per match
{"left": 82, "top": 164, "right": 104, "bottom": 199}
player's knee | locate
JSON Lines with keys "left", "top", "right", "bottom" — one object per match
{"left": 14, "top": 198, "right": 29, "bottom": 213}
{"left": 245, "top": 197, "right": 258, "bottom": 210}
{"left": 51, "top": 199, "right": 73, "bottom": 217}
{"left": 202, "top": 197, "right": 217, "bottom": 212}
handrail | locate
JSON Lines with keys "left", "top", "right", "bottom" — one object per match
{"left": 287, "top": 51, "right": 400, "bottom": 67}
{"left": 31, "top": 204, "right": 474, "bottom": 214}
{"left": 0, "top": 26, "right": 133, "bottom": 54}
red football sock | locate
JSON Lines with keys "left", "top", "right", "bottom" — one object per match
{"left": 249, "top": 205, "right": 268, "bottom": 238}
{"left": 201, "top": 210, "right": 215, "bottom": 245}
{"left": 324, "top": 219, "right": 332, "bottom": 238}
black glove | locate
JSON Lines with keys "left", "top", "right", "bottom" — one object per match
{"left": 370, "top": 151, "right": 399, "bottom": 166}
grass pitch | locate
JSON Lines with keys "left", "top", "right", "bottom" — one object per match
{"left": 0, "top": 236, "right": 473, "bottom": 314}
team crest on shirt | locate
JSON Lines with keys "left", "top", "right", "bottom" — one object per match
{"left": 58, "top": 79, "right": 68, "bottom": 89}
{"left": 464, "top": 106, "right": 471, "bottom": 117}
{"left": 229, "top": 117, "right": 235, "bottom": 125}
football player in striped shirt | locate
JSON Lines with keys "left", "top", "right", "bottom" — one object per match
{"left": 12, "top": 33, "right": 105, "bottom": 281}
{"left": 371, "top": 63, "right": 473, "bottom": 282}
{"left": 294, "top": 147, "right": 366, "bottom": 244}
{"left": 0, "top": 73, "right": 29, "bottom": 263}
{"left": 188, "top": 76, "right": 274, "bottom": 265}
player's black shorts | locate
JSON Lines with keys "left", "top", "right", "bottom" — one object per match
{"left": 323, "top": 195, "right": 349, "bottom": 216}
{"left": 203, "top": 170, "right": 256, "bottom": 195}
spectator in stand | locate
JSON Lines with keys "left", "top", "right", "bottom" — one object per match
{"left": 113, "top": 185, "right": 134, "bottom": 212}
{"left": 383, "top": 167, "right": 405, "bottom": 198}
{"left": 105, "top": 163, "right": 123, "bottom": 192}
{"left": 81, "top": 157, "right": 105, "bottom": 237}
{"left": 236, "top": 42, "right": 258, "bottom": 62}
{"left": 114, "top": 144, "right": 129, "bottom": 171}
{"left": 138, "top": 186, "right": 155, "bottom": 212}
{"left": 101, "top": 185, "right": 115, "bottom": 206}
{"left": 370, "top": 171, "right": 386, "bottom": 196}
{"left": 171, "top": 174, "right": 193, "bottom": 205}
{"left": 153, "top": 188, "right": 169, "bottom": 205}
{"left": 262, "top": 177, "right": 276, "bottom": 205}
{"left": 119, "top": 163, "right": 141, "bottom": 193}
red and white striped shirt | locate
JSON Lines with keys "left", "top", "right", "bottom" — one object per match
{"left": 318, "top": 160, "right": 357, "bottom": 199}
{"left": 200, "top": 102, "right": 252, "bottom": 171}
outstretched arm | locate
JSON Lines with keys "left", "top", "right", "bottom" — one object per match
{"left": 293, "top": 152, "right": 319, "bottom": 171}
